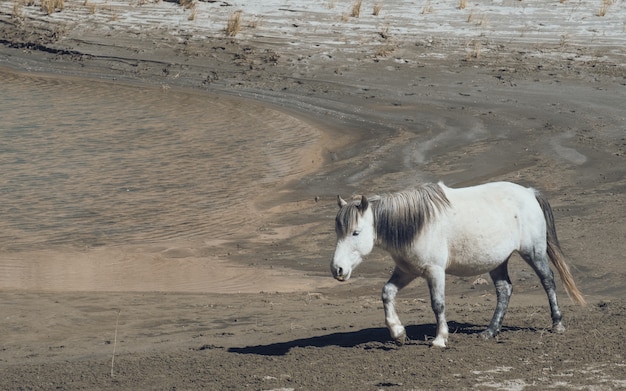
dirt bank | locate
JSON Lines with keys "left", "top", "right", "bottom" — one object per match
{"left": 1, "top": 0, "right": 625, "bottom": 389}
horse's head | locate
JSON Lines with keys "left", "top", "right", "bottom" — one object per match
{"left": 331, "top": 195, "right": 375, "bottom": 281}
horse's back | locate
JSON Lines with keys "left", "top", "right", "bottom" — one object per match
{"left": 442, "top": 181, "right": 539, "bottom": 212}
{"left": 436, "top": 181, "right": 546, "bottom": 275}
{"left": 442, "top": 181, "right": 539, "bottom": 213}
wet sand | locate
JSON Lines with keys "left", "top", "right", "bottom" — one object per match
{"left": 1, "top": 67, "right": 332, "bottom": 293}
{"left": 1, "top": 0, "right": 625, "bottom": 389}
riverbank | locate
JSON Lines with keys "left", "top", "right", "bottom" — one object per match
{"left": 1, "top": 0, "right": 625, "bottom": 389}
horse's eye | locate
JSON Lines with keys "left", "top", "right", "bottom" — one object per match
{"left": 352, "top": 231, "right": 360, "bottom": 236}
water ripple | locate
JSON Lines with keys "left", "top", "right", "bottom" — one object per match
{"left": 0, "top": 68, "right": 320, "bottom": 251}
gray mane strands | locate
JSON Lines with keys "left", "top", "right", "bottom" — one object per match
{"left": 336, "top": 183, "right": 450, "bottom": 252}
{"left": 372, "top": 183, "right": 450, "bottom": 252}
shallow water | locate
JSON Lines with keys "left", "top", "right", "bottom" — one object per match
{"left": 0, "top": 68, "right": 320, "bottom": 251}
{"left": 0, "top": 68, "right": 324, "bottom": 292}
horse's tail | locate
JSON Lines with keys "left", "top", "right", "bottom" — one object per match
{"left": 535, "top": 192, "right": 586, "bottom": 306}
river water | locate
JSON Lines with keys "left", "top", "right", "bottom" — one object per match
{"left": 0, "top": 68, "right": 321, "bottom": 250}
{"left": 0, "top": 67, "right": 325, "bottom": 292}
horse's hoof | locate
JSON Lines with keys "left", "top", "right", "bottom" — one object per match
{"left": 393, "top": 334, "right": 408, "bottom": 346}
{"left": 390, "top": 325, "right": 407, "bottom": 345}
{"left": 480, "top": 329, "right": 497, "bottom": 340}
{"left": 553, "top": 322, "right": 566, "bottom": 334}
{"left": 431, "top": 337, "right": 447, "bottom": 348}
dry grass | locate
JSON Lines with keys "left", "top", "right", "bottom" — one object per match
{"left": 467, "top": 10, "right": 488, "bottom": 26}
{"left": 41, "top": 0, "right": 64, "bottom": 14}
{"left": 466, "top": 40, "right": 482, "bottom": 60}
{"left": 379, "top": 24, "right": 390, "bottom": 39}
{"left": 374, "top": 42, "right": 397, "bottom": 58}
{"left": 458, "top": 0, "right": 467, "bottom": 10}
{"left": 225, "top": 10, "right": 242, "bottom": 37}
{"left": 83, "top": 0, "right": 96, "bottom": 14}
{"left": 179, "top": 0, "right": 194, "bottom": 10}
{"left": 596, "top": 0, "right": 614, "bottom": 16}
{"left": 350, "top": 0, "right": 362, "bottom": 17}
{"left": 373, "top": 3, "right": 383, "bottom": 15}
{"left": 188, "top": 5, "right": 197, "bottom": 21}
{"left": 110, "top": 310, "right": 121, "bottom": 378}
{"left": 11, "top": 1, "right": 23, "bottom": 20}
{"left": 421, "top": 0, "right": 433, "bottom": 14}
{"left": 247, "top": 17, "right": 260, "bottom": 29}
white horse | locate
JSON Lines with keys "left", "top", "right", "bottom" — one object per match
{"left": 331, "top": 181, "right": 585, "bottom": 348}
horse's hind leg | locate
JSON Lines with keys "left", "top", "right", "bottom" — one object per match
{"left": 382, "top": 266, "right": 416, "bottom": 345}
{"left": 482, "top": 260, "right": 513, "bottom": 339}
{"left": 522, "top": 251, "right": 565, "bottom": 333}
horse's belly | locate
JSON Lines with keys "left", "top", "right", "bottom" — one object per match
{"left": 445, "top": 238, "right": 515, "bottom": 277}
{"left": 445, "top": 259, "right": 503, "bottom": 277}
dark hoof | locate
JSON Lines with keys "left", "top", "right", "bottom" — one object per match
{"left": 480, "top": 329, "right": 497, "bottom": 340}
{"left": 553, "top": 322, "right": 566, "bottom": 334}
{"left": 394, "top": 334, "right": 410, "bottom": 346}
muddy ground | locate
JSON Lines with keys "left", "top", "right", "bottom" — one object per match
{"left": 0, "top": 1, "right": 625, "bottom": 390}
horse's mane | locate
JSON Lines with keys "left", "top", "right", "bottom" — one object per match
{"left": 336, "top": 183, "right": 450, "bottom": 252}
{"left": 372, "top": 183, "right": 450, "bottom": 252}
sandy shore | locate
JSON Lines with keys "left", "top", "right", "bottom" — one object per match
{"left": 1, "top": 0, "right": 625, "bottom": 389}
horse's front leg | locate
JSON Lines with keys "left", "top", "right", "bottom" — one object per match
{"left": 425, "top": 266, "right": 448, "bottom": 348}
{"left": 382, "top": 266, "right": 417, "bottom": 345}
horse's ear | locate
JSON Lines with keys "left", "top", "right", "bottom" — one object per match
{"left": 357, "top": 195, "right": 369, "bottom": 213}
{"left": 337, "top": 195, "right": 347, "bottom": 208}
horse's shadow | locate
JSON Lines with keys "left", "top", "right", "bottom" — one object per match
{"left": 226, "top": 322, "right": 535, "bottom": 356}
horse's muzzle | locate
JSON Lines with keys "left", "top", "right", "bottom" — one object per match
{"left": 331, "top": 265, "right": 350, "bottom": 281}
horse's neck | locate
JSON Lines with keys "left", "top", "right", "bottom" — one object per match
{"left": 372, "top": 202, "right": 410, "bottom": 254}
